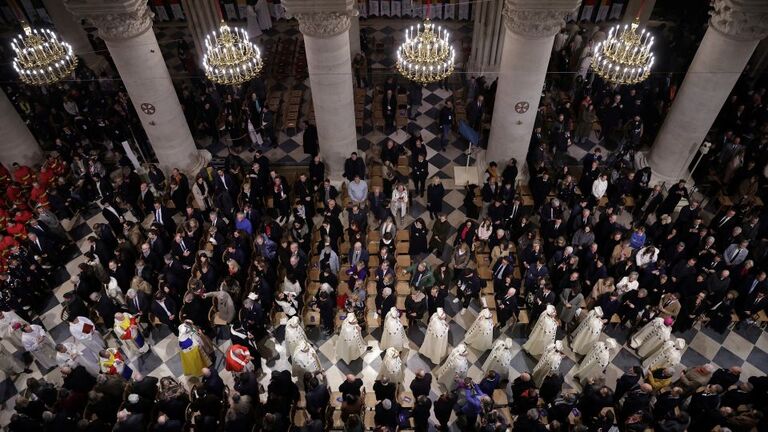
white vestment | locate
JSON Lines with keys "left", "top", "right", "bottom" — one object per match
{"left": 69, "top": 317, "right": 105, "bottom": 356}
{"left": 435, "top": 345, "right": 469, "bottom": 390}
{"left": 522, "top": 314, "right": 558, "bottom": 357}
{"left": 532, "top": 343, "right": 563, "bottom": 387}
{"left": 292, "top": 343, "right": 322, "bottom": 377}
{"left": 380, "top": 309, "right": 407, "bottom": 351}
{"left": 420, "top": 311, "right": 449, "bottom": 364}
{"left": 482, "top": 339, "right": 514, "bottom": 380}
{"left": 464, "top": 309, "right": 494, "bottom": 352}
{"left": 56, "top": 341, "right": 100, "bottom": 376}
{"left": 574, "top": 341, "right": 611, "bottom": 384}
{"left": 336, "top": 315, "right": 367, "bottom": 364}
{"left": 630, "top": 317, "right": 669, "bottom": 357}
{"left": 0, "top": 311, "right": 27, "bottom": 349}
{"left": 570, "top": 311, "right": 604, "bottom": 355}
{"left": 285, "top": 318, "right": 310, "bottom": 356}
{"left": 379, "top": 348, "right": 404, "bottom": 384}
{"left": 642, "top": 340, "right": 683, "bottom": 370}
{"left": 22, "top": 325, "right": 57, "bottom": 370}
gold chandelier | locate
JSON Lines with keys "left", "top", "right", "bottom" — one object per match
{"left": 203, "top": 22, "right": 263, "bottom": 86}
{"left": 12, "top": 24, "right": 77, "bottom": 86}
{"left": 592, "top": 20, "right": 655, "bottom": 86}
{"left": 396, "top": 19, "right": 455, "bottom": 84}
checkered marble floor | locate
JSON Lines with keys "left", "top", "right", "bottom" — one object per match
{"left": 2, "top": 195, "right": 768, "bottom": 428}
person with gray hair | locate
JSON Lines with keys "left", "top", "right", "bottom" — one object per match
{"left": 374, "top": 398, "right": 399, "bottom": 429}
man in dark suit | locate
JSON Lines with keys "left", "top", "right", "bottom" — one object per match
{"left": 126, "top": 288, "right": 150, "bottom": 317}
{"left": 467, "top": 95, "right": 485, "bottom": 131}
{"left": 27, "top": 232, "right": 56, "bottom": 265}
{"left": 201, "top": 367, "right": 225, "bottom": 398}
{"left": 634, "top": 183, "right": 663, "bottom": 222}
{"left": 152, "top": 202, "right": 176, "bottom": 235}
{"left": 87, "top": 235, "right": 113, "bottom": 267}
{"left": 151, "top": 292, "right": 179, "bottom": 334}
{"left": 709, "top": 207, "right": 739, "bottom": 234}
{"left": 130, "top": 373, "right": 159, "bottom": 401}
{"left": 343, "top": 152, "right": 366, "bottom": 182}
{"left": 409, "top": 370, "right": 432, "bottom": 399}
{"left": 214, "top": 168, "right": 238, "bottom": 201}
{"left": 491, "top": 256, "right": 513, "bottom": 294}
{"left": 318, "top": 179, "right": 339, "bottom": 208}
{"left": 138, "top": 182, "right": 155, "bottom": 218}
{"left": 100, "top": 200, "right": 124, "bottom": 235}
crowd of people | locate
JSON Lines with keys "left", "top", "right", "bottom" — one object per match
{"left": 1, "top": 10, "right": 768, "bottom": 432}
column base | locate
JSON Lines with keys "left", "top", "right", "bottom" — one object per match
{"left": 188, "top": 149, "right": 212, "bottom": 177}
{"left": 635, "top": 151, "right": 686, "bottom": 188}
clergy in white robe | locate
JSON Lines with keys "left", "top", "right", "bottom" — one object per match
{"left": 55, "top": 341, "right": 100, "bottom": 376}
{"left": 574, "top": 338, "right": 617, "bottom": 385}
{"left": 21, "top": 324, "right": 58, "bottom": 370}
{"left": 570, "top": 307, "right": 604, "bottom": 355}
{"left": 436, "top": 343, "right": 470, "bottom": 390}
{"left": 642, "top": 338, "right": 685, "bottom": 371}
{"left": 0, "top": 311, "right": 27, "bottom": 349}
{"left": 464, "top": 308, "right": 494, "bottom": 352}
{"left": 0, "top": 342, "right": 24, "bottom": 375}
{"left": 113, "top": 312, "right": 149, "bottom": 359}
{"left": 380, "top": 309, "right": 407, "bottom": 351}
{"left": 532, "top": 340, "right": 564, "bottom": 387}
{"left": 420, "top": 308, "right": 450, "bottom": 364}
{"left": 336, "top": 314, "right": 368, "bottom": 364}
{"left": 522, "top": 305, "right": 558, "bottom": 357}
{"left": 292, "top": 340, "right": 322, "bottom": 378}
{"left": 285, "top": 316, "right": 310, "bottom": 356}
{"left": 630, "top": 317, "right": 672, "bottom": 357}
{"left": 69, "top": 316, "right": 105, "bottom": 356}
{"left": 482, "top": 338, "right": 515, "bottom": 379}
{"left": 379, "top": 347, "right": 404, "bottom": 384}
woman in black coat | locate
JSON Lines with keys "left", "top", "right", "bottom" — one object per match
{"left": 708, "top": 290, "right": 737, "bottom": 333}
{"left": 426, "top": 177, "right": 445, "bottom": 220}
{"left": 409, "top": 218, "right": 429, "bottom": 257}
{"left": 309, "top": 155, "right": 325, "bottom": 190}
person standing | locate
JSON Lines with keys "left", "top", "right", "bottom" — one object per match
{"left": 426, "top": 177, "right": 445, "bottom": 220}
{"left": 20, "top": 323, "right": 57, "bottom": 370}
{"left": 178, "top": 320, "right": 212, "bottom": 377}
{"left": 411, "top": 154, "right": 428, "bottom": 198}
{"left": 439, "top": 101, "right": 454, "bottom": 151}
{"left": 383, "top": 89, "right": 397, "bottom": 133}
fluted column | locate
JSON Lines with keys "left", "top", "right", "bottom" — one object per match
{"left": 0, "top": 89, "right": 43, "bottom": 167}
{"left": 181, "top": 0, "right": 219, "bottom": 60}
{"left": 65, "top": 0, "right": 208, "bottom": 175}
{"left": 284, "top": 0, "right": 357, "bottom": 178}
{"left": 469, "top": 0, "right": 505, "bottom": 75}
{"left": 648, "top": 0, "right": 768, "bottom": 182}
{"left": 43, "top": 0, "right": 110, "bottom": 73}
{"left": 485, "top": 0, "right": 580, "bottom": 174}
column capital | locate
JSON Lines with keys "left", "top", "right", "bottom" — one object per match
{"left": 710, "top": 0, "right": 768, "bottom": 41}
{"left": 295, "top": 12, "right": 352, "bottom": 38}
{"left": 64, "top": 0, "right": 153, "bottom": 41}
{"left": 502, "top": 0, "right": 580, "bottom": 39}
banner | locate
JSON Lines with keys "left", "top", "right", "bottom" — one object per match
{"left": 392, "top": 0, "right": 401, "bottom": 17}
{"left": 224, "top": 1, "right": 239, "bottom": 20}
{"left": 444, "top": 1, "right": 455, "bottom": 20}
{"left": 369, "top": 0, "right": 379, "bottom": 15}
{"left": 595, "top": 0, "right": 610, "bottom": 22}
{"left": 152, "top": 0, "right": 170, "bottom": 21}
{"left": 609, "top": 0, "right": 624, "bottom": 19}
{"left": 433, "top": 0, "right": 443, "bottom": 19}
{"left": 237, "top": 0, "right": 248, "bottom": 19}
{"left": 458, "top": 0, "right": 469, "bottom": 20}
{"left": 359, "top": 0, "right": 368, "bottom": 17}
{"left": 381, "top": 0, "right": 390, "bottom": 16}
{"left": 169, "top": 0, "right": 185, "bottom": 20}
{"left": 19, "top": 0, "right": 37, "bottom": 21}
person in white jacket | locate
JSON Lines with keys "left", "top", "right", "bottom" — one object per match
{"left": 391, "top": 183, "right": 409, "bottom": 222}
{"left": 591, "top": 173, "right": 608, "bottom": 202}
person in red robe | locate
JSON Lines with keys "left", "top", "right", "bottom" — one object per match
{"left": 12, "top": 163, "right": 34, "bottom": 187}
{"left": 29, "top": 182, "right": 49, "bottom": 208}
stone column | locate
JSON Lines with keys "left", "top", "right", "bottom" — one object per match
{"left": 65, "top": 0, "right": 207, "bottom": 175}
{"left": 42, "top": 0, "right": 109, "bottom": 73}
{"left": 284, "top": 0, "right": 357, "bottom": 178}
{"left": 469, "top": 0, "right": 505, "bottom": 76}
{"left": 648, "top": 0, "right": 768, "bottom": 182}
{"left": 0, "top": 89, "right": 43, "bottom": 167}
{"left": 349, "top": 13, "right": 361, "bottom": 55}
{"left": 181, "top": 0, "right": 219, "bottom": 61}
{"left": 485, "top": 0, "right": 580, "bottom": 173}
{"left": 623, "top": 0, "right": 655, "bottom": 24}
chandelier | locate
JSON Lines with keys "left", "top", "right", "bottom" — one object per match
{"left": 203, "top": 22, "right": 263, "bottom": 86}
{"left": 591, "top": 20, "right": 655, "bottom": 86}
{"left": 12, "top": 24, "right": 77, "bottom": 86}
{"left": 396, "top": 19, "right": 455, "bottom": 84}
